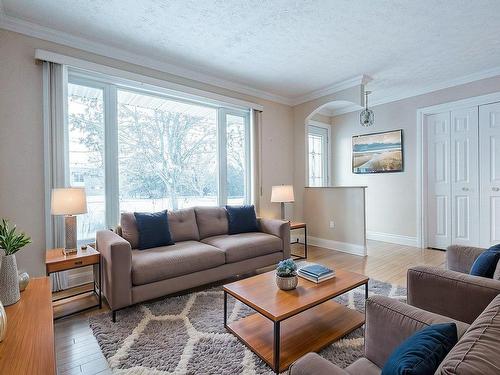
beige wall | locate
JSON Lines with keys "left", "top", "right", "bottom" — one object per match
{"left": 304, "top": 187, "right": 366, "bottom": 249}
{"left": 0, "top": 29, "right": 294, "bottom": 276}
{"left": 330, "top": 77, "right": 500, "bottom": 239}
{"left": 292, "top": 85, "right": 364, "bottom": 220}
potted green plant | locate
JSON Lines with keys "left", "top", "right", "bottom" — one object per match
{"left": 276, "top": 258, "right": 298, "bottom": 290}
{"left": 0, "top": 219, "right": 31, "bottom": 305}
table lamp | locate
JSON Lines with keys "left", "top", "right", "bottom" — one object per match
{"left": 51, "top": 187, "right": 88, "bottom": 255}
{"left": 271, "top": 185, "right": 294, "bottom": 220}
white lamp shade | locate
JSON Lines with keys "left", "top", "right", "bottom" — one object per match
{"left": 51, "top": 188, "right": 88, "bottom": 215}
{"left": 271, "top": 185, "right": 295, "bottom": 203}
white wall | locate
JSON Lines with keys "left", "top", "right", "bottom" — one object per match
{"left": 330, "top": 77, "right": 500, "bottom": 241}
{"left": 0, "top": 29, "right": 294, "bottom": 276}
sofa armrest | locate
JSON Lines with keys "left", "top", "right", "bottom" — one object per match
{"left": 258, "top": 218, "right": 290, "bottom": 259}
{"left": 365, "top": 295, "right": 469, "bottom": 368}
{"left": 446, "top": 245, "right": 485, "bottom": 273}
{"left": 96, "top": 229, "right": 133, "bottom": 311}
{"left": 407, "top": 266, "right": 500, "bottom": 324}
{"left": 288, "top": 353, "right": 348, "bottom": 375}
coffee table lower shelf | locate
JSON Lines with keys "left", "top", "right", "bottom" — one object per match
{"left": 226, "top": 300, "right": 365, "bottom": 373}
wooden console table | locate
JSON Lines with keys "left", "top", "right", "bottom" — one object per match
{"left": 0, "top": 277, "right": 56, "bottom": 375}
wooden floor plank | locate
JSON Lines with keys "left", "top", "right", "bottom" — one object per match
{"left": 54, "top": 240, "right": 445, "bottom": 374}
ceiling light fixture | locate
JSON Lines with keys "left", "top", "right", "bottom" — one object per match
{"left": 360, "top": 90, "right": 374, "bottom": 127}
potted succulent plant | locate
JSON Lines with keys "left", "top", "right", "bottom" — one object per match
{"left": 0, "top": 219, "right": 31, "bottom": 306}
{"left": 275, "top": 258, "right": 298, "bottom": 291}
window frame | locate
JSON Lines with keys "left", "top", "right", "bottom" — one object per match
{"left": 307, "top": 120, "right": 331, "bottom": 187}
{"left": 67, "top": 69, "right": 251, "bottom": 236}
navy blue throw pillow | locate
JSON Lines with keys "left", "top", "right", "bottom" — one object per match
{"left": 225, "top": 205, "right": 258, "bottom": 235}
{"left": 134, "top": 210, "right": 174, "bottom": 250}
{"left": 381, "top": 323, "right": 458, "bottom": 375}
{"left": 470, "top": 244, "right": 500, "bottom": 278}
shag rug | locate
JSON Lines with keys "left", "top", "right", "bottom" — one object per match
{"left": 89, "top": 279, "right": 406, "bottom": 375}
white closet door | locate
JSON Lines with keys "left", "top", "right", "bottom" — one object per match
{"left": 450, "top": 108, "right": 480, "bottom": 246}
{"left": 479, "top": 102, "right": 500, "bottom": 247}
{"left": 427, "top": 112, "right": 452, "bottom": 249}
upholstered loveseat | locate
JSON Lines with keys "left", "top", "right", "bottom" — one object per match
{"left": 289, "top": 295, "right": 500, "bottom": 374}
{"left": 96, "top": 207, "right": 290, "bottom": 321}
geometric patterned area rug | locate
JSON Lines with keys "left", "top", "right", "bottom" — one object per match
{"left": 89, "top": 279, "right": 406, "bottom": 375}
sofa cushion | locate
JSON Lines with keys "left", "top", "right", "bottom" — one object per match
{"left": 195, "top": 207, "right": 228, "bottom": 239}
{"left": 134, "top": 210, "right": 174, "bottom": 250}
{"left": 225, "top": 205, "right": 258, "bottom": 234}
{"left": 381, "top": 323, "right": 457, "bottom": 375}
{"left": 346, "top": 358, "right": 381, "bottom": 375}
{"left": 470, "top": 244, "right": 500, "bottom": 278}
{"left": 494, "top": 259, "right": 500, "bottom": 280}
{"left": 201, "top": 232, "right": 282, "bottom": 263}
{"left": 131, "top": 241, "right": 225, "bottom": 285}
{"left": 121, "top": 212, "right": 139, "bottom": 249}
{"left": 437, "top": 295, "right": 500, "bottom": 374}
{"left": 168, "top": 208, "right": 200, "bottom": 242}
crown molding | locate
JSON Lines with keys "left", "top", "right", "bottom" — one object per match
{"left": 2, "top": 10, "right": 500, "bottom": 112}
{"left": 290, "top": 74, "right": 371, "bottom": 106}
{"left": 331, "top": 66, "right": 500, "bottom": 117}
{"left": 0, "top": 11, "right": 295, "bottom": 105}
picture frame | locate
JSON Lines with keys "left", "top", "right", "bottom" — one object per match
{"left": 352, "top": 129, "right": 404, "bottom": 174}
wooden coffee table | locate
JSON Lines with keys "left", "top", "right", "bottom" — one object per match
{"left": 223, "top": 269, "right": 369, "bottom": 373}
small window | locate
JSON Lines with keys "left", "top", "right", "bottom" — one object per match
{"left": 308, "top": 123, "right": 330, "bottom": 187}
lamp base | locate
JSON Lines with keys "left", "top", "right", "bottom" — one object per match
{"left": 64, "top": 215, "right": 78, "bottom": 255}
{"left": 280, "top": 202, "right": 285, "bottom": 220}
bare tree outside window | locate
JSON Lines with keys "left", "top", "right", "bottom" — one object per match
{"left": 117, "top": 90, "right": 217, "bottom": 212}
{"left": 68, "top": 81, "right": 249, "bottom": 240}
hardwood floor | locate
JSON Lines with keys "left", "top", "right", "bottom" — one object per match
{"left": 53, "top": 240, "right": 445, "bottom": 375}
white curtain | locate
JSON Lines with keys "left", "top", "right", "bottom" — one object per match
{"left": 43, "top": 61, "right": 69, "bottom": 291}
{"left": 251, "top": 109, "right": 262, "bottom": 214}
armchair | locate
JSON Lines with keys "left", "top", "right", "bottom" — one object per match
{"left": 407, "top": 245, "right": 500, "bottom": 324}
{"left": 289, "top": 295, "right": 468, "bottom": 375}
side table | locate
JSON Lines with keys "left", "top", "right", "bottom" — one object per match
{"left": 290, "top": 221, "right": 307, "bottom": 259}
{"left": 45, "top": 246, "right": 102, "bottom": 319}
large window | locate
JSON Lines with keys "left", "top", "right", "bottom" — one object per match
{"left": 67, "top": 71, "right": 250, "bottom": 242}
{"left": 308, "top": 122, "right": 331, "bottom": 187}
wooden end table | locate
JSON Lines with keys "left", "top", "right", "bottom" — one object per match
{"left": 45, "top": 246, "right": 102, "bottom": 319}
{"left": 223, "top": 269, "right": 368, "bottom": 373}
{"left": 290, "top": 221, "right": 307, "bottom": 259}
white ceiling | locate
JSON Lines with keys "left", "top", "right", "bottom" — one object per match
{"left": 2, "top": 0, "right": 500, "bottom": 108}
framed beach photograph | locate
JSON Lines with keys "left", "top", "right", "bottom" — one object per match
{"left": 352, "top": 129, "right": 403, "bottom": 174}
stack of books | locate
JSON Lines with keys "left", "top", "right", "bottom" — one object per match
{"left": 298, "top": 264, "right": 335, "bottom": 283}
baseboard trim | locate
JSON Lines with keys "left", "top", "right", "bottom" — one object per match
{"left": 300, "top": 235, "right": 366, "bottom": 256}
{"left": 366, "top": 231, "right": 419, "bottom": 247}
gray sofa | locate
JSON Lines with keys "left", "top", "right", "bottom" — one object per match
{"left": 96, "top": 206, "right": 290, "bottom": 321}
{"left": 289, "top": 294, "right": 500, "bottom": 374}
{"left": 408, "top": 245, "right": 500, "bottom": 324}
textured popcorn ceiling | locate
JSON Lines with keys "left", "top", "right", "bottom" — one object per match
{"left": 3, "top": 0, "right": 500, "bottom": 102}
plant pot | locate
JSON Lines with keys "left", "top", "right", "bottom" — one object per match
{"left": 276, "top": 274, "right": 298, "bottom": 291}
{"left": 0, "top": 254, "right": 21, "bottom": 306}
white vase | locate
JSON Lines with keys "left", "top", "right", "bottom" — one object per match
{"left": 0, "top": 254, "right": 21, "bottom": 306}
{"left": 0, "top": 301, "right": 6, "bottom": 342}
{"left": 18, "top": 271, "right": 30, "bottom": 292}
